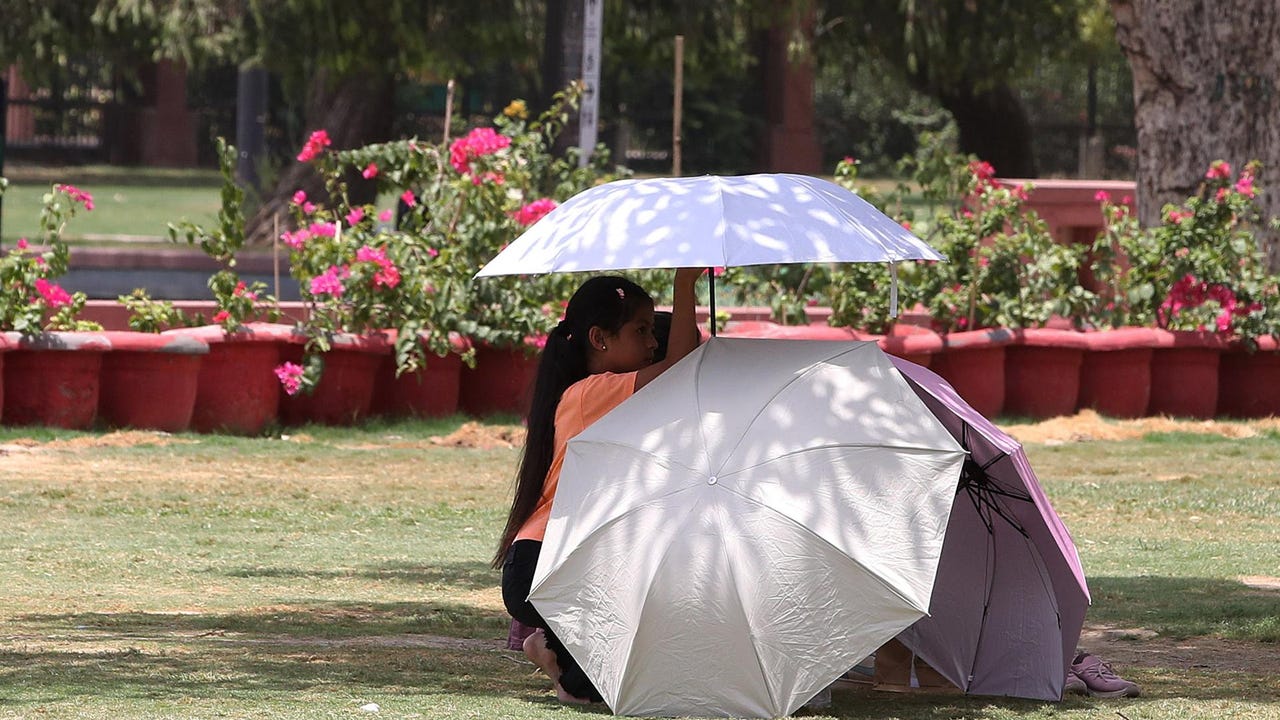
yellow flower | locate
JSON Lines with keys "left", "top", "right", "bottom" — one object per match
{"left": 503, "top": 99, "right": 528, "bottom": 120}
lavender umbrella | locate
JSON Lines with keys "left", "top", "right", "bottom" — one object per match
{"left": 889, "top": 356, "right": 1091, "bottom": 701}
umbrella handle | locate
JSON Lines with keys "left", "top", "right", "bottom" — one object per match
{"left": 708, "top": 270, "right": 717, "bottom": 337}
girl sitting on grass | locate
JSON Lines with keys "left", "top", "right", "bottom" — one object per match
{"left": 493, "top": 269, "right": 703, "bottom": 703}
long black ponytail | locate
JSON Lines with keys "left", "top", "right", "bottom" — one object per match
{"left": 492, "top": 275, "right": 653, "bottom": 567}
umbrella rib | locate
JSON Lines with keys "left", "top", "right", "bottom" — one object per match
{"left": 800, "top": 175, "right": 899, "bottom": 260}
{"left": 572, "top": 438, "right": 707, "bottom": 479}
{"left": 711, "top": 500, "right": 781, "bottom": 714}
{"left": 612, "top": 489, "right": 716, "bottom": 700}
{"left": 710, "top": 345, "right": 861, "bottom": 478}
{"left": 720, "top": 441, "right": 965, "bottom": 482}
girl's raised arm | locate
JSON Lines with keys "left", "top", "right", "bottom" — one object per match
{"left": 635, "top": 267, "right": 704, "bottom": 390}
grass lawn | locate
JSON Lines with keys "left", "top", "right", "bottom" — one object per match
{"left": 0, "top": 416, "right": 1277, "bottom": 719}
{"left": 1, "top": 167, "right": 222, "bottom": 245}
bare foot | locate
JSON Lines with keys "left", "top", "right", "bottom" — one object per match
{"left": 523, "top": 629, "right": 561, "bottom": 680}
{"left": 555, "top": 682, "right": 591, "bottom": 705}
{"left": 524, "top": 630, "right": 592, "bottom": 704}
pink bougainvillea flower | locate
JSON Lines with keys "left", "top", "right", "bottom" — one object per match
{"left": 302, "top": 201, "right": 316, "bottom": 215}
{"left": 296, "top": 129, "right": 331, "bottom": 162}
{"left": 1167, "top": 209, "right": 1193, "bottom": 225}
{"left": 309, "top": 265, "right": 349, "bottom": 297}
{"left": 292, "top": 190, "right": 307, "bottom": 205}
{"left": 212, "top": 310, "right": 231, "bottom": 323}
{"left": 373, "top": 264, "right": 401, "bottom": 289}
{"left": 1094, "top": 190, "right": 1111, "bottom": 203}
{"left": 1215, "top": 187, "right": 1229, "bottom": 202}
{"left": 16, "top": 238, "right": 28, "bottom": 250}
{"left": 448, "top": 126, "right": 512, "bottom": 175}
{"left": 513, "top": 197, "right": 558, "bottom": 226}
{"left": 280, "top": 228, "right": 311, "bottom": 249}
{"left": 231, "top": 281, "right": 258, "bottom": 300}
{"left": 308, "top": 221, "right": 337, "bottom": 238}
{"left": 1205, "top": 160, "right": 1232, "bottom": 180}
{"left": 472, "top": 171, "right": 505, "bottom": 186}
{"left": 843, "top": 156, "right": 857, "bottom": 165}
{"left": 1235, "top": 174, "right": 1256, "bottom": 198}
{"left": 400, "top": 190, "right": 417, "bottom": 208}
{"left": 378, "top": 208, "right": 394, "bottom": 223}
{"left": 54, "top": 183, "right": 95, "bottom": 211}
{"left": 274, "top": 362, "right": 305, "bottom": 396}
{"left": 427, "top": 246, "right": 439, "bottom": 258}
{"left": 362, "top": 163, "right": 379, "bottom": 179}
{"left": 356, "top": 245, "right": 401, "bottom": 289}
{"left": 355, "top": 245, "right": 388, "bottom": 264}
{"left": 34, "top": 278, "right": 73, "bottom": 308}
{"left": 900, "top": 220, "right": 912, "bottom": 231}
{"left": 968, "top": 160, "right": 996, "bottom": 185}
{"left": 345, "top": 207, "right": 365, "bottom": 226}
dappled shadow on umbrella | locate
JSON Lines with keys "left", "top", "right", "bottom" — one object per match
{"left": 530, "top": 338, "right": 966, "bottom": 717}
{"left": 477, "top": 174, "right": 941, "bottom": 277}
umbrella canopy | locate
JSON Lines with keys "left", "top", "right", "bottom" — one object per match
{"left": 530, "top": 338, "right": 966, "bottom": 717}
{"left": 476, "top": 173, "right": 943, "bottom": 277}
{"left": 889, "top": 356, "right": 1091, "bottom": 701}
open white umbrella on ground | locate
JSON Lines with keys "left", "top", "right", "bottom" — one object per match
{"left": 529, "top": 338, "right": 967, "bottom": 717}
{"left": 476, "top": 173, "right": 944, "bottom": 325}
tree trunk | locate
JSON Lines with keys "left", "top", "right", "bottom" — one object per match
{"left": 936, "top": 82, "right": 1038, "bottom": 178}
{"left": 1110, "top": 0, "right": 1280, "bottom": 269}
{"left": 541, "top": 0, "right": 582, "bottom": 154}
{"left": 245, "top": 70, "right": 395, "bottom": 246}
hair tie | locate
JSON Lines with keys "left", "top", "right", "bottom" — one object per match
{"left": 554, "top": 320, "right": 573, "bottom": 340}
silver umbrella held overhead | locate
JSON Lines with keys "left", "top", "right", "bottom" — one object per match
{"left": 475, "top": 173, "right": 943, "bottom": 333}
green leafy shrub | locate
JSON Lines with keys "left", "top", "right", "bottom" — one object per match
{"left": 278, "top": 83, "right": 629, "bottom": 394}
{"left": 0, "top": 180, "right": 101, "bottom": 332}
{"left": 1090, "top": 160, "right": 1280, "bottom": 344}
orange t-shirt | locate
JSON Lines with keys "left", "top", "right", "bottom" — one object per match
{"left": 514, "top": 371, "right": 637, "bottom": 543}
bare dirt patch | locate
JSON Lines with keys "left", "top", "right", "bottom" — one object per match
{"left": 1003, "top": 410, "right": 1280, "bottom": 445}
{"left": 1079, "top": 622, "right": 1280, "bottom": 676}
{"left": 50, "top": 431, "right": 198, "bottom": 449}
{"left": 429, "top": 422, "right": 526, "bottom": 450}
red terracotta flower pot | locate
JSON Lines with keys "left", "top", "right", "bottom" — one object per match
{"left": 0, "top": 334, "right": 12, "bottom": 424}
{"left": 1147, "top": 330, "right": 1227, "bottom": 419}
{"left": 877, "top": 325, "right": 943, "bottom": 369}
{"left": 1217, "top": 337, "right": 1280, "bottom": 418}
{"left": 720, "top": 320, "right": 786, "bottom": 337}
{"left": 2, "top": 332, "right": 111, "bottom": 429}
{"left": 279, "top": 331, "right": 391, "bottom": 426}
{"left": 1003, "top": 329, "right": 1088, "bottom": 420}
{"left": 98, "top": 331, "right": 209, "bottom": 432}
{"left": 1078, "top": 328, "right": 1159, "bottom": 419}
{"left": 164, "top": 324, "right": 290, "bottom": 435}
{"left": 459, "top": 341, "right": 542, "bottom": 418}
{"left": 372, "top": 333, "right": 470, "bottom": 419}
{"left": 929, "top": 329, "right": 1015, "bottom": 418}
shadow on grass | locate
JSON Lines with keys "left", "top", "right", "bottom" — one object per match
{"left": 224, "top": 559, "right": 499, "bottom": 591}
{"left": 17, "top": 599, "right": 506, "bottom": 641}
{"left": 1087, "top": 575, "right": 1280, "bottom": 641}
